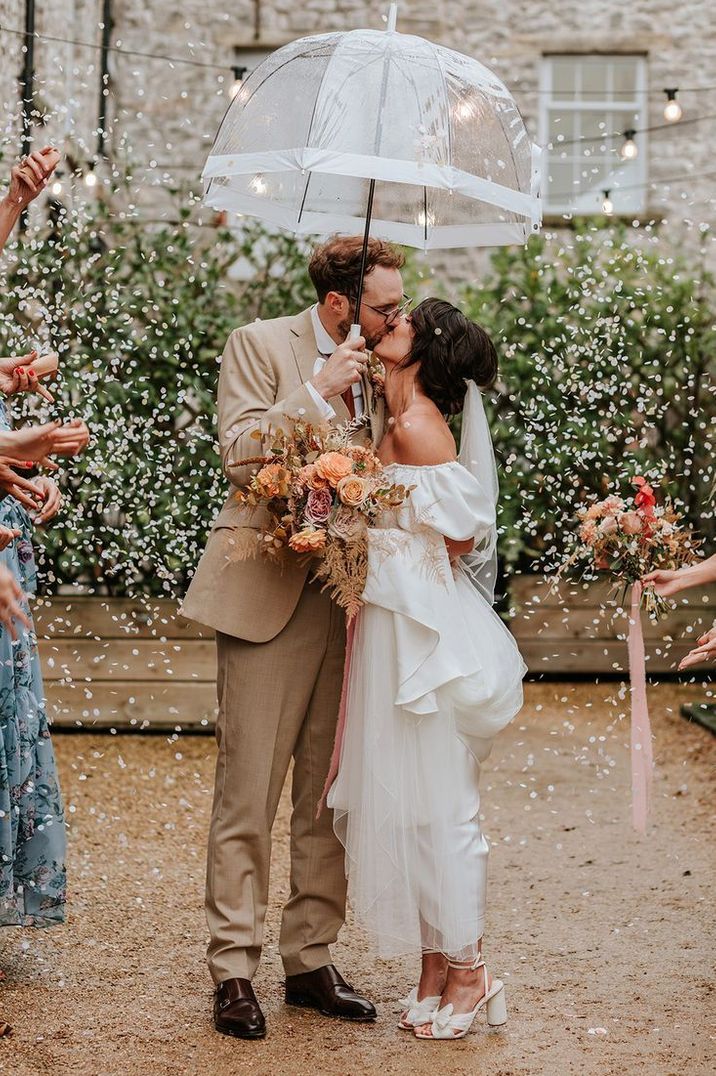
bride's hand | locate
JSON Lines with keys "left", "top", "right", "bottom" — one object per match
{"left": 445, "top": 537, "right": 474, "bottom": 560}
{"left": 642, "top": 567, "right": 693, "bottom": 597}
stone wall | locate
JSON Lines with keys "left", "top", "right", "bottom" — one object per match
{"left": 0, "top": 1, "right": 713, "bottom": 276}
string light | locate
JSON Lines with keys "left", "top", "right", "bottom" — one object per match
{"left": 602, "top": 189, "right": 614, "bottom": 215}
{"left": 50, "top": 172, "right": 64, "bottom": 197}
{"left": 620, "top": 129, "right": 638, "bottom": 160}
{"left": 84, "top": 162, "right": 98, "bottom": 188}
{"left": 663, "top": 88, "right": 683, "bottom": 123}
{"left": 229, "top": 65, "right": 248, "bottom": 99}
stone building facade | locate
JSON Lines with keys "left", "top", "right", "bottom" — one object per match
{"left": 0, "top": 1, "right": 714, "bottom": 272}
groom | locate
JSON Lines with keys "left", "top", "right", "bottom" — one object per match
{"left": 181, "top": 235, "right": 406, "bottom": 1039}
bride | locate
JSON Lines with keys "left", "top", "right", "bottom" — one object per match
{"left": 327, "top": 298, "right": 526, "bottom": 1041}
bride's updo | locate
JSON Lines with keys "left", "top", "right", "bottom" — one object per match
{"left": 405, "top": 298, "right": 498, "bottom": 415}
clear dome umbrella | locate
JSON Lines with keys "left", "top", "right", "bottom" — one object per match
{"left": 202, "top": 3, "right": 541, "bottom": 327}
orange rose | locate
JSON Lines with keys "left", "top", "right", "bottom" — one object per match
{"left": 336, "top": 474, "right": 372, "bottom": 507}
{"left": 254, "top": 463, "right": 290, "bottom": 498}
{"left": 289, "top": 527, "right": 327, "bottom": 553}
{"left": 314, "top": 451, "right": 353, "bottom": 487}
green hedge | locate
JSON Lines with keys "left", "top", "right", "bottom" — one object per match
{"left": 0, "top": 206, "right": 713, "bottom": 597}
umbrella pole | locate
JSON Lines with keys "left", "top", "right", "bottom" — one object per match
{"left": 350, "top": 177, "right": 376, "bottom": 340}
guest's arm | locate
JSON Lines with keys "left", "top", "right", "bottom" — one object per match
{"left": 0, "top": 147, "right": 59, "bottom": 253}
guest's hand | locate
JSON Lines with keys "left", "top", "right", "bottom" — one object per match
{"left": 30, "top": 476, "right": 62, "bottom": 525}
{"left": 0, "top": 457, "right": 45, "bottom": 511}
{"left": 0, "top": 420, "right": 90, "bottom": 462}
{"left": 679, "top": 623, "right": 716, "bottom": 671}
{"left": 0, "top": 350, "right": 54, "bottom": 403}
{"left": 0, "top": 564, "right": 30, "bottom": 639}
{"left": 6, "top": 147, "right": 59, "bottom": 210}
{"left": 0, "top": 525, "right": 21, "bottom": 551}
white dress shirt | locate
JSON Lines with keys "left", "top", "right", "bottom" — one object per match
{"left": 307, "top": 304, "right": 364, "bottom": 419}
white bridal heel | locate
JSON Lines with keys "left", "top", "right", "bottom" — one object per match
{"left": 397, "top": 986, "right": 442, "bottom": 1030}
{"left": 414, "top": 954, "right": 507, "bottom": 1040}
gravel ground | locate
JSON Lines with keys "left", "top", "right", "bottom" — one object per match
{"left": 1, "top": 680, "right": 714, "bottom": 1076}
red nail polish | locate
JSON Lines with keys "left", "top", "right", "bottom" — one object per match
{"left": 28, "top": 369, "right": 35, "bottom": 376}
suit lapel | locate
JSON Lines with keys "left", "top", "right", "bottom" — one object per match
{"left": 289, "top": 308, "right": 351, "bottom": 424}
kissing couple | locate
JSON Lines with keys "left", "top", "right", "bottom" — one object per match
{"left": 181, "top": 235, "right": 526, "bottom": 1042}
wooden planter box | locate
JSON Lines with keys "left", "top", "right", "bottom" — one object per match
{"left": 34, "top": 597, "right": 217, "bottom": 731}
{"left": 509, "top": 575, "right": 716, "bottom": 676}
{"left": 33, "top": 579, "right": 716, "bottom": 730}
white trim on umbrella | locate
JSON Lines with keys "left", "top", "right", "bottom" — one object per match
{"left": 203, "top": 148, "right": 541, "bottom": 220}
{"left": 205, "top": 188, "right": 533, "bottom": 250}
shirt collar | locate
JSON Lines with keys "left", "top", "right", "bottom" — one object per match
{"left": 310, "top": 304, "right": 339, "bottom": 357}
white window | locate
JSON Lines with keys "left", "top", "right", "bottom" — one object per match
{"left": 539, "top": 55, "right": 648, "bottom": 216}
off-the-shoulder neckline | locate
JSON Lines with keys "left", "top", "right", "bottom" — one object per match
{"left": 382, "top": 460, "right": 459, "bottom": 471}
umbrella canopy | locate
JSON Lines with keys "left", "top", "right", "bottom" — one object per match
{"left": 203, "top": 18, "right": 541, "bottom": 251}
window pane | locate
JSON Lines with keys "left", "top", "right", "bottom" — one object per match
{"left": 548, "top": 109, "right": 577, "bottom": 143}
{"left": 612, "top": 58, "right": 638, "bottom": 97}
{"left": 551, "top": 58, "right": 576, "bottom": 97}
{"left": 581, "top": 60, "right": 609, "bottom": 100}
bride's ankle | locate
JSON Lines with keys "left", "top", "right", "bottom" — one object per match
{"left": 418, "top": 953, "right": 448, "bottom": 998}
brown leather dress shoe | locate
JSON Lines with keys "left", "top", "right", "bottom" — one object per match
{"left": 285, "top": 964, "right": 377, "bottom": 1021}
{"left": 214, "top": 978, "right": 266, "bottom": 1039}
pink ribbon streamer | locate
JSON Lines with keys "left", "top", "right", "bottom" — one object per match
{"left": 316, "top": 613, "right": 357, "bottom": 820}
{"left": 628, "top": 581, "right": 653, "bottom": 833}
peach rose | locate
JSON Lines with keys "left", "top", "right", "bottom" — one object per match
{"left": 337, "top": 474, "right": 372, "bottom": 507}
{"left": 296, "top": 464, "right": 330, "bottom": 491}
{"left": 289, "top": 527, "right": 327, "bottom": 553}
{"left": 314, "top": 451, "right": 353, "bottom": 487}
{"left": 255, "top": 463, "right": 290, "bottom": 498}
{"left": 598, "top": 515, "right": 618, "bottom": 535}
{"left": 579, "top": 520, "right": 598, "bottom": 545}
{"left": 621, "top": 511, "right": 643, "bottom": 535}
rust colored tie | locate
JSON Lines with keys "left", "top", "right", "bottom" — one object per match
{"left": 341, "top": 387, "right": 356, "bottom": 420}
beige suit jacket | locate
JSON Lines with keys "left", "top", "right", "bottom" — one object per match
{"left": 180, "top": 307, "right": 385, "bottom": 642}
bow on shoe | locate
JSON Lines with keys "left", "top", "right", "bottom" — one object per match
{"left": 399, "top": 988, "right": 418, "bottom": 1010}
{"left": 433, "top": 1003, "right": 455, "bottom": 1031}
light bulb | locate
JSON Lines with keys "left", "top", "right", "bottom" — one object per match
{"left": 84, "top": 169, "right": 98, "bottom": 188}
{"left": 663, "top": 89, "right": 682, "bottom": 123}
{"left": 229, "top": 65, "right": 247, "bottom": 99}
{"left": 51, "top": 179, "right": 63, "bottom": 196}
{"left": 620, "top": 130, "right": 638, "bottom": 160}
{"left": 602, "top": 190, "right": 613, "bottom": 215}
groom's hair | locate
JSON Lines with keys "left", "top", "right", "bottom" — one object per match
{"left": 309, "top": 235, "right": 404, "bottom": 302}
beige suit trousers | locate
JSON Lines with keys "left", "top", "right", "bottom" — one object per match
{"left": 205, "top": 577, "right": 347, "bottom": 983}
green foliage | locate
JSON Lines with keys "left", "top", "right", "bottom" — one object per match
{"left": 0, "top": 208, "right": 315, "bottom": 595}
{"left": 461, "top": 222, "right": 715, "bottom": 574}
{"left": 0, "top": 203, "right": 712, "bottom": 597}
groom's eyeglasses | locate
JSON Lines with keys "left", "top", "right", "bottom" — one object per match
{"left": 348, "top": 294, "right": 413, "bottom": 326}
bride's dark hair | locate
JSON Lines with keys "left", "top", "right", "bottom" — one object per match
{"left": 404, "top": 298, "right": 498, "bottom": 415}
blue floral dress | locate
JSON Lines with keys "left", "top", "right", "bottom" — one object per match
{"left": 0, "top": 401, "right": 66, "bottom": 926}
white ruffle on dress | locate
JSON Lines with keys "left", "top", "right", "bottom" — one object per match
{"left": 328, "top": 462, "right": 526, "bottom": 961}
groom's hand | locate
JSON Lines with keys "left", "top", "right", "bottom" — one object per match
{"left": 312, "top": 335, "right": 367, "bottom": 400}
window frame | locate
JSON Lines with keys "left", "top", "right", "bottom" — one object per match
{"left": 538, "top": 53, "right": 649, "bottom": 217}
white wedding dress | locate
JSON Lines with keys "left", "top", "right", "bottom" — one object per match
{"left": 328, "top": 457, "right": 526, "bottom": 962}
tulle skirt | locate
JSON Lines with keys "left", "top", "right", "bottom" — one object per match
{"left": 329, "top": 570, "right": 525, "bottom": 961}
